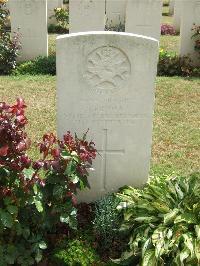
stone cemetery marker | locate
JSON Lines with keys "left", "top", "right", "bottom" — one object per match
{"left": 57, "top": 32, "right": 158, "bottom": 202}
{"left": 169, "top": 0, "right": 175, "bottom": 15}
{"left": 125, "top": 0, "right": 162, "bottom": 40}
{"left": 9, "top": 0, "right": 48, "bottom": 61}
{"left": 173, "top": 0, "right": 182, "bottom": 32}
{"left": 180, "top": 0, "right": 200, "bottom": 66}
{"left": 69, "top": 0, "right": 105, "bottom": 33}
{"left": 106, "top": 0, "right": 127, "bottom": 28}
{"left": 47, "top": 0, "right": 63, "bottom": 26}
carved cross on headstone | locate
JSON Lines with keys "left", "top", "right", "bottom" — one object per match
{"left": 98, "top": 129, "right": 125, "bottom": 191}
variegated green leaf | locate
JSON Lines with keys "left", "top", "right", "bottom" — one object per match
{"left": 195, "top": 225, "right": 200, "bottom": 240}
{"left": 179, "top": 248, "right": 190, "bottom": 264}
{"left": 174, "top": 213, "right": 197, "bottom": 224}
{"left": 142, "top": 249, "right": 157, "bottom": 266}
{"left": 182, "top": 234, "right": 194, "bottom": 256}
{"left": 163, "top": 208, "right": 179, "bottom": 224}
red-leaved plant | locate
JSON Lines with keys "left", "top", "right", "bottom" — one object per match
{"left": 0, "top": 98, "right": 96, "bottom": 265}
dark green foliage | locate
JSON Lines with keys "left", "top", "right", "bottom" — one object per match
{"left": 48, "top": 23, "right": 68, "bottom": 34}
{"left": 0, "top": 2, "right": 21, "bottom": 75}
{"left": 49, "top": 6, "right": 69, "bottom": 34}
{"left": 13, "top": 55, "right": 56, "bottom": 75}
{"left": 93, "top": 194, "right": 123, "bottom": 249}
{"left": 116, "top": 173, "right": 200, "bottom": 265}
{"left": 157, "top": 49, "right": 200, "bottom": 77}
{"left": 52, "top": 239, "right": 100, "bottom": 266}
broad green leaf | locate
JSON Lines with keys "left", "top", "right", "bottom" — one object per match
{"left": 142, "top": 238, "right": 151, "bottom": 258}
{"left": 134, "top": 216, "right": 158, "bottom": 223}
{"left": 142, "top": 249, "right": 157, "bottom": 266}
{"left": 175, "top": 183, "right": 184, "bottom": 199}
{"left": 166, "top": 229, "right": 173, "bottom": 239}
{"left": 175, "top": 213, "right": 197, "bottom": 224}
{"left": 0, "top": 211, "right": 13, "bottom": 228}
{"left": 35, "top": 250, "right": 43, "bottom": 263}
{"left": 163, "top": 208, "right": 179, "bottom": 224}
{"left": 65, "top": 160, "right": 76, "bottom": 175}
{"left": 179, "top": 248, "right": 190, "bottom": 264}
{"left": 195, "top": 225, "right": 200, "bottom": 240}
{"left": 7, "top": 205, "right": 18, "bottom": 215}
{"left": 152, "top": 227, "right": 166, "bottom": 257}
{"left": 38, "top": 241, "right": 47, "bottom": 250}
{"left": 23, "top": 168, "right": 35, "bottom": 180}
{"left": 61, "top": 150, "right": 71, "bottom": 159}
{"left": 70, "top": 174, "right": 79, "bottom": 184}
{"left": 60, "top": 214, "right": 70, "bottom": 224}
{"left": 152, "top": 202, "right": 170, "bottom": 213}
{"left": 34, "top": 200, "right": 43, "bottom": 213}
{"left": 182, "top": 234, "right": 194, "bottom": 256}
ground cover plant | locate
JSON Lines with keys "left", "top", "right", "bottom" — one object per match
{"left": 116, "top": 173, "right": 200, "bottom": 265}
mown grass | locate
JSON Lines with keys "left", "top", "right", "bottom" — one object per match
{"left": 160, "top": 35, "right": 180, "bottom": 53}
{"left": 0, "top": 76, "right": 199, "bottom": 176}
{"left": 49, "top": 33, "right": 180, "bottom": 55}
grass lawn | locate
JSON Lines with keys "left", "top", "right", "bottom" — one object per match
{"left": 49, "top": 34, "right": 180, "bottom": 54}
{"left": 0, "top": 75, "right": 199, "bottom": 176}
{"left": 160, "top": 35, "right": 180, "bottom": 53}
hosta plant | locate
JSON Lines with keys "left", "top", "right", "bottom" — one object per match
{"left": 116, "top": 173, "right": 200, "bottom": 265}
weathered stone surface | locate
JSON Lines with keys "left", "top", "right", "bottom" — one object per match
{"left": 173, "top": 0, "right": 182, "bottom": 32}
{"left": 106, "top": 0, "right": 127, "bottom": 27}
{"left": 125, "top": 0, "right": 162, "bottom": 40}
{"left": 9, "top": 0, "right": 48, "bottom": 61}
{"left": 180, "top": 0, "right": 200, "bottom": 66}
{"left": 57, "top": 32, "right": 158, "bottom": 202}
{"left": 169, "top": 0, "right": 175, "bottom": 15}
{"left": 69, "top": 0, "right": 105, "bottom": 33}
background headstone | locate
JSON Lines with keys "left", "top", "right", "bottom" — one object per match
{"left": 169, "top": 0, "right": 175, "bottom": 15}
{"left": 69, "top": 0, "right": 105, "bottom": 33}
{"left": 56, "top": 32, "right": 158, "bottom": 202}
{"left": 173, "top": 0, "right": 182, "bottom": 32}
{"left": 180, "top": 0, "right": 200, "bottom": 66}
{"left": 47, "top": 0, "right": 63, "bottom": 26}
{"left": 125, "top": 0, "right": 162, "bottom": 40}
{"left": 106, "top": 0, "right": 127, "bottom": 28}
{"left": 9, "top": 0, "right": 48, "bottom": 61}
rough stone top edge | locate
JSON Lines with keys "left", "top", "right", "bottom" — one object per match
{"left": 56, "top": 31, "right": 159, "bottom": 44}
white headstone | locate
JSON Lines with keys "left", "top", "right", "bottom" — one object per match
{"left": 173, "top": 0, "right": 182, "bottom": 32}
{"left": 169, "top": 0, "right": 175, "bottom": 15}
{"left": 106, "top": 0, "right": 127, "bottom": 27}
{"left": 47, "top": 0, "right": 63, "bottom": 26}
{"left": 56, "top": 32, "right": 158, "bottom": 202}
{"left": 69, "top": 0, "right": 105, "bottom": 33}
{"left": 180, "top": 0, "right": 200, "bottom": 66}
{"left": 9, "top": 0, "right": 48, "bottom": 61}
{"left": 125, "top": 0, "right": 162, "bottom": 40}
